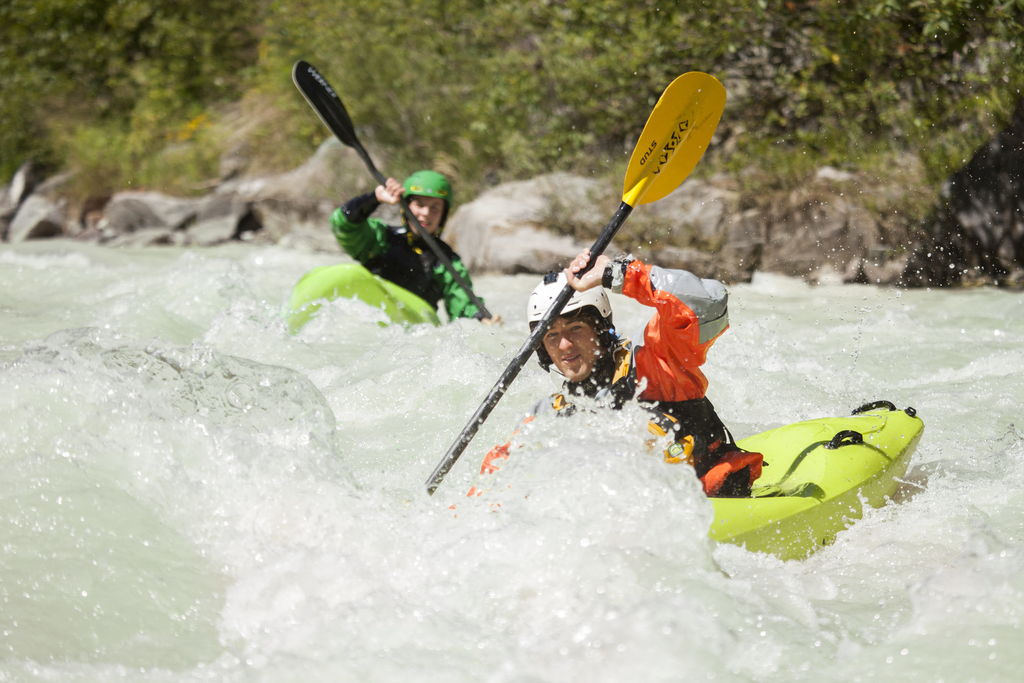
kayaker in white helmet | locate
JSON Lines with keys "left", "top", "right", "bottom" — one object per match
{"left": 469, "top": 249, "right": 762, "bottom": 498}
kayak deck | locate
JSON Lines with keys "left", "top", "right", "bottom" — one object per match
{"left": 710, "top": 403, "right": 924, "bottom": 560}
{"left": 287, "top": 264, "right": 441, "bottom": 333}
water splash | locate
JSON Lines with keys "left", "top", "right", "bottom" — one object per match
{"left": 2, "top": 242, "right": 1023, "bottom": 681}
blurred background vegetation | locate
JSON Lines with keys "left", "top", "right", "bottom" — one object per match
{"left": 2, "top": 0, "right": 1023, "bottom": 216}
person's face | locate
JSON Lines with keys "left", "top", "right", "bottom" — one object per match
{"left": 408, "top": 195, "right": 446, "bottom": 235}
{"left": 542, "top": 315, "right": 603, "bottom": 383}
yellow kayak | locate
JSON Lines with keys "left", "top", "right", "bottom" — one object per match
{"left": 711, "top": 401, "right": 924, "bottom": 560}
{"left": 286, "top": 264, "right": 441, "bottom": 333}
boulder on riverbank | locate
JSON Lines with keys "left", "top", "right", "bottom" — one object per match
{"left": 1, "top": 138, "right": 369, "bottom": 251}
{"left": 4, "top": 115, "right": 1021, "bottom": 289}
{"left": 754, "top": 166, "right": 915, "bottom": 286}
{"left": 443, "top": 173, "right": 611, "bottom": 274}
{"left": 1, "top": 161, "right": 50, "bottom": 241}
{"left": 902, "top": 100, "right": 1024, "bottom": 287}
{"left": 7, "top": 195, "right": 66, "bottom": 242}
{"left": 445, "top": 168, "right": 912, "bottom": 285}
{"left": 0, "top": 158, "right": 939, "bottom": 288}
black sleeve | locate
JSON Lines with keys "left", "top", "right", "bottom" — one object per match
{"left": 341, "top": 192, "right": 380, "bottom": 224}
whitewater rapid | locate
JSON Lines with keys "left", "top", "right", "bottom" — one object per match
{"left": 1, "top": 241, "right": 1022, "bottom": 682}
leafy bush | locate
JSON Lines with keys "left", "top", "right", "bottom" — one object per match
{"left": 260, "top": 0, "right": 1024, "bottom": 203}
{"left": 2, "top": 0, "right": 1022, "bottom": 218}
{"left": 0, "top": 0, "right": 261, "bottom": 188}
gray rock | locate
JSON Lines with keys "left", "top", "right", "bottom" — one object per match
{"left": 256, "top": 200, "right": 341, "bottom": 252}
{"left": 125, "top": 192, "right": 202, "bottom": 229}
{"left": 633, "top": 176, "right": 739, "bottom": 243}
{"left": 6, "top": 161, "right": 44, "bottom": 204}
{"left": 755, "top": 183, "right": 893, "bottom": 284}
{"left": 843, "top": 252, "right": 908, "bottom": 285}
{"left": 196, "top": 193, "right": 237, "bottom": 221}
{"left": 186, "top": 216, "right": 239, "bottom": 246}
{"left": 184, "top": 195, "right": 261, "bottom": 245}
{"left": 76, "top": 195, "right": 111, "bottom": 238}
{"left": 276, "top": 224, "right": 346, "bottom": 253}
{"left": 7, "top": 195, "right": 66, "bottom": 242}
{"left": 31, "top": 171, "right": 74, "bottom": 200}
{"left": 634, "top": 168, "right": 907, "bottom": 285}
{"left": 95, "top": 190, "right": 265, "bottom": 246}
{"left": 99, "top": 191, "right": 204, "bottom": 239}
{"left": 648, "top": 246, "right": 716, "bottom": 276}
{"left": 1, "top": 161, "right": 45, "bottom": 240}
{"left": 217, "top": 137, "right": 374, "bottom": 207}
{"left": 98, "top": 197, "right": 164, "bottom": 239}
{"left": 106, "top": 227, "right": 180, "bottom": 248}
{"left": 445, "top": 173, "right": 610, "bottom": 273}
{"left": 718, "top": 208, "right": 767, "bottom": 280}
{"left": 903, "top": 99, "right": 1024, "bottom": 286}
{"left": 0, "top": 184, "right": 9, "bottom": 241}
{"left": 213, "top": 138, "right": 382, "bottom": 250}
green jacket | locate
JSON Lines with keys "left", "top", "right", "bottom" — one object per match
{"left": 330, "top": 193, "right": 485, "bottom": 320}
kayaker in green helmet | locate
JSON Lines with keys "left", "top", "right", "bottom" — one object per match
{"left": 330, "top": 170, "right": 502, "bottom": 324}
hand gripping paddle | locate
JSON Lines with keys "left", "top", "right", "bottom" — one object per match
{"left": 292, "top": 60, "right": 492, "bottom": 319}
{"left": 425, "top": 72, "right": 726, "bottom": 495}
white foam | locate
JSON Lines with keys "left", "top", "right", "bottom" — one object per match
{"left": 1, "top": 241, "right": 1022, "bottom": 681}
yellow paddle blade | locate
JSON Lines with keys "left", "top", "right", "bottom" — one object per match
{"left": 622, "top": 72, "right": 726, "bottom": 207}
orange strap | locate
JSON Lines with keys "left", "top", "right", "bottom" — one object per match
{"left": 700, "top": 450, "right": 763, "bottom": 497}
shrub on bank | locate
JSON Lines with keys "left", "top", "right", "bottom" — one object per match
{"left": 2, "top": 0, "right": 1022, "bottom": 230}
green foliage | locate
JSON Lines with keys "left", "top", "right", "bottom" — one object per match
{"left": 2, "top": 0, "right": 1023, "bottom": 214}
{"left": 0, "top": 0, "right": 261, "bottom": 187}
{"left": 255, "top": 0, "right": 1024, "bottom": 203}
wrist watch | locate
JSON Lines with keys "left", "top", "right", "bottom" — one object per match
{"left": 602, "top": 255, "right": 634, "bottom": 294}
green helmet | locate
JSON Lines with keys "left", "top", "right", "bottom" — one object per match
{"left": 402, "top": 170, "right": 452, "bottom": 204}
{"left": 402, "top": 170, "right": 453, "bottom": 230}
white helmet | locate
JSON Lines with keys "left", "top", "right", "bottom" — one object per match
{"left": 527, "top": 272, "right": 612, "bottom": 324}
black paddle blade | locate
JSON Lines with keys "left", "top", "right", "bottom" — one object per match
{"left": 292, "top": 60, "right": 360, "bottom": 150}
{"left": 291, "top": 59, "right": 490, "bottom": 318}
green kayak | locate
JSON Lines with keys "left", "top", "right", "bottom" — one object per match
{"left": 711, "top": 401, "right": 924, "bottom": 560}
{"left": 287, "top": 264, "right": 441, "bottom": 333}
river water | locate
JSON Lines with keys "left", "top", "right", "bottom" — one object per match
{"left": 1, "top": 240, "right": 1022, "bottom": 682}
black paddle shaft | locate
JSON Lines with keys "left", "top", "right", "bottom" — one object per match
{"left": 425, "top": 201, "right": 633, "bottom": 495}
{"left": 292, "top": 60, "right": 491, "bottom": 319}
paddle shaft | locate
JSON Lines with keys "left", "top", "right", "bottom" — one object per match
{"left": 425, "top": 201, "right": 633, "bottom": 495}
{"left": 292, "top": 61, "right": 491, "bottom": 319}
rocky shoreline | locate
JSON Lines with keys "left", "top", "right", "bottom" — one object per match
{"left": 3, "top": 103, "right": 1023, "bottom": 288}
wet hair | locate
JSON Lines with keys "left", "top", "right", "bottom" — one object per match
{"left": 530, "top": 305, "right": 618, "bottom": 373}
